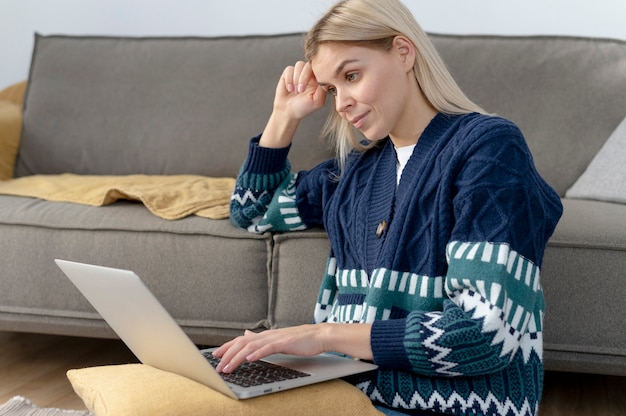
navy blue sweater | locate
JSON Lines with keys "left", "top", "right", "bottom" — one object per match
{"left": 230, "top": 113, "right": 563, "bottom": 415}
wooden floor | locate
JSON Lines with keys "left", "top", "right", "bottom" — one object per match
{"left": 1, "top": 331, "right": 625, "bottom": 414}
{"left": 0, "top": 331, "right": 137, "bottom": 410}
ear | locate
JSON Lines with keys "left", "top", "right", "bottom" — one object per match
{"left": 392, "top": 36, "right": 416, "bottom": 73}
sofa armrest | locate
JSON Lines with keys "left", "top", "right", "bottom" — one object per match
{"left": 0, "top": 81, "right": 26, "bottom": 180}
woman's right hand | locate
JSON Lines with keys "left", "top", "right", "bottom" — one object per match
{"left": 260, "top": 61, "right": 327, "bottom": 148}
{"left": 275, "top": 61, "right": 327, "bottom": 120}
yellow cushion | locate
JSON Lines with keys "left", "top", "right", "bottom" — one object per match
{"left": 0, "top": 81, "right": 26, "bottom": 181}
{"left": 67, "top": 364, "right": 383, "bottom": 416}
{"left": 0, "top": 101, "right": 22, "bottom": 181}
{"left": 0, "top": 81, "right": 26, "bottom": 106}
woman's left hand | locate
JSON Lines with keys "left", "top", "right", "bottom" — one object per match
{"left": 211, "top": 324, "right": 327, "bottom": 374}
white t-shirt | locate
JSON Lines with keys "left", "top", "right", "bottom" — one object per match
{"left": 395, "top": 144, "right": 416, "bottom": 185}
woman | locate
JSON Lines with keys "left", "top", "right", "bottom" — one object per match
{"left": 215, "top": 0, "right": 563, "bottom": 415}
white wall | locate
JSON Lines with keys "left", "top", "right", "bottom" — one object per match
{"left": 2, "top": 0, "right": 626, "bottom": 89}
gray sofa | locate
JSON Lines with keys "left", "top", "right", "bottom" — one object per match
{"left": 1, "top": 33, "right": 625, "bottom": 377}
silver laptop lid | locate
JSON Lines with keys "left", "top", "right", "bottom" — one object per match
{"left": 55, "top": 259, "right": 237, "bottom": 399}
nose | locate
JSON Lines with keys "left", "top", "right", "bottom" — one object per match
{"left": 334, "top": 89, "right": 353, "bottom": 113}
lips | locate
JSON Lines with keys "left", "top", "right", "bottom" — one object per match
{"left": 349, "top": 112, "right": 369, "bottom": 129}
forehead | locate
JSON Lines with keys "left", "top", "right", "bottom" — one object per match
{"left": 311, "top": 43, "right": 382, "bottom": 81}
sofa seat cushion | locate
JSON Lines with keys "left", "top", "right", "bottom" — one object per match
{"left": 0, "top": 196, "right": 271, "bottom": 344}
{"left": 549, "top": 199, "right": 626, "bottom": 250}
{"left": 269, "top": 230, "right": 330, "bottom": 329}
{"left": 542, "top": 199, "right": 626, "bottom": 368}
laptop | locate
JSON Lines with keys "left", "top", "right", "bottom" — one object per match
{"left": 55, "top": 259, "right": 377, "bottom": 400}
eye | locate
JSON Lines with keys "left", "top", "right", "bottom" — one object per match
{"left": 346, "top": 72, "right": 358, "bottom": 82}
{"left": 326, "top": 86, "right": 337, "bottom": 96}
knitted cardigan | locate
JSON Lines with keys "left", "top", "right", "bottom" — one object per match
{"left": 230, "top": 113, "right": 563, "bottom": 416}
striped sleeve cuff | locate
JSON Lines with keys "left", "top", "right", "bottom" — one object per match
{"left": 371, "top": 318, "right": 412, "bottom": 370}
{"left": 243, "top": 135, "right": 291, "bottom": 175}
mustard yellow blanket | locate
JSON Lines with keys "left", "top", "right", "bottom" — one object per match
{"left": 0, "top": 174, "right": 235, "bottom": 220}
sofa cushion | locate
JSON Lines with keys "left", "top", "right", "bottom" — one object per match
{"left": 16, "top": 34, "right": 333, "bottom": 178}
{"left": 430, "top": 34, "right": 626, "bottom": 195}
{"left": 0, "top": 196, "right": 271, "bottom": 345}
{"left": 565, "top": 115, "right": 626, "bottom": 204}
{"left": 541, "top": 199, "right": 626, "bottom": 372}
{"left": 269, "top": 230, "right": 330, "bottom": 328}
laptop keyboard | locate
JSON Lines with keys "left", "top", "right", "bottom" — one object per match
{"left": 203, "top": 351, "right": 311, "bottom": 388}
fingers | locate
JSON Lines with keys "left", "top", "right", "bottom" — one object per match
{"left": 283, "top": 66, "right": 295, "bottom": 93}
{"left": 274, "top": 62, "right": 326, "bottom": 121}
{"left": 213, "top": 330, "right": 274, "bottom": 374}
{"left": 295, "top": 61, "right": 310, "bottom": 93}
{"left": 212, "top": 325, "right": 323, "bottom": 374}
{"left": 282, "top": 61, "right": 315, "bottom": 95}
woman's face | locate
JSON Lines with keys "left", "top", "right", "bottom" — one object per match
{"left": 311, "top": 39, "right": 422, "bottom": 145}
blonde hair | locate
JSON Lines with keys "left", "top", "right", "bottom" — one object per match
{"left": 304, "top": 0, "right": 486, "bottom": 169}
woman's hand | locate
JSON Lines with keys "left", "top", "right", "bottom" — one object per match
{"left": 259, "top": 61, "right": 327, "bottom": 149}
{"left": 212, "top": 324, "right": 326, "bottom": 373}
{"left": 212, "top": 323, "right": 373, "bottom": 374}
{"left": 275, "top": 61, "right": 327, "bottom": 120}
